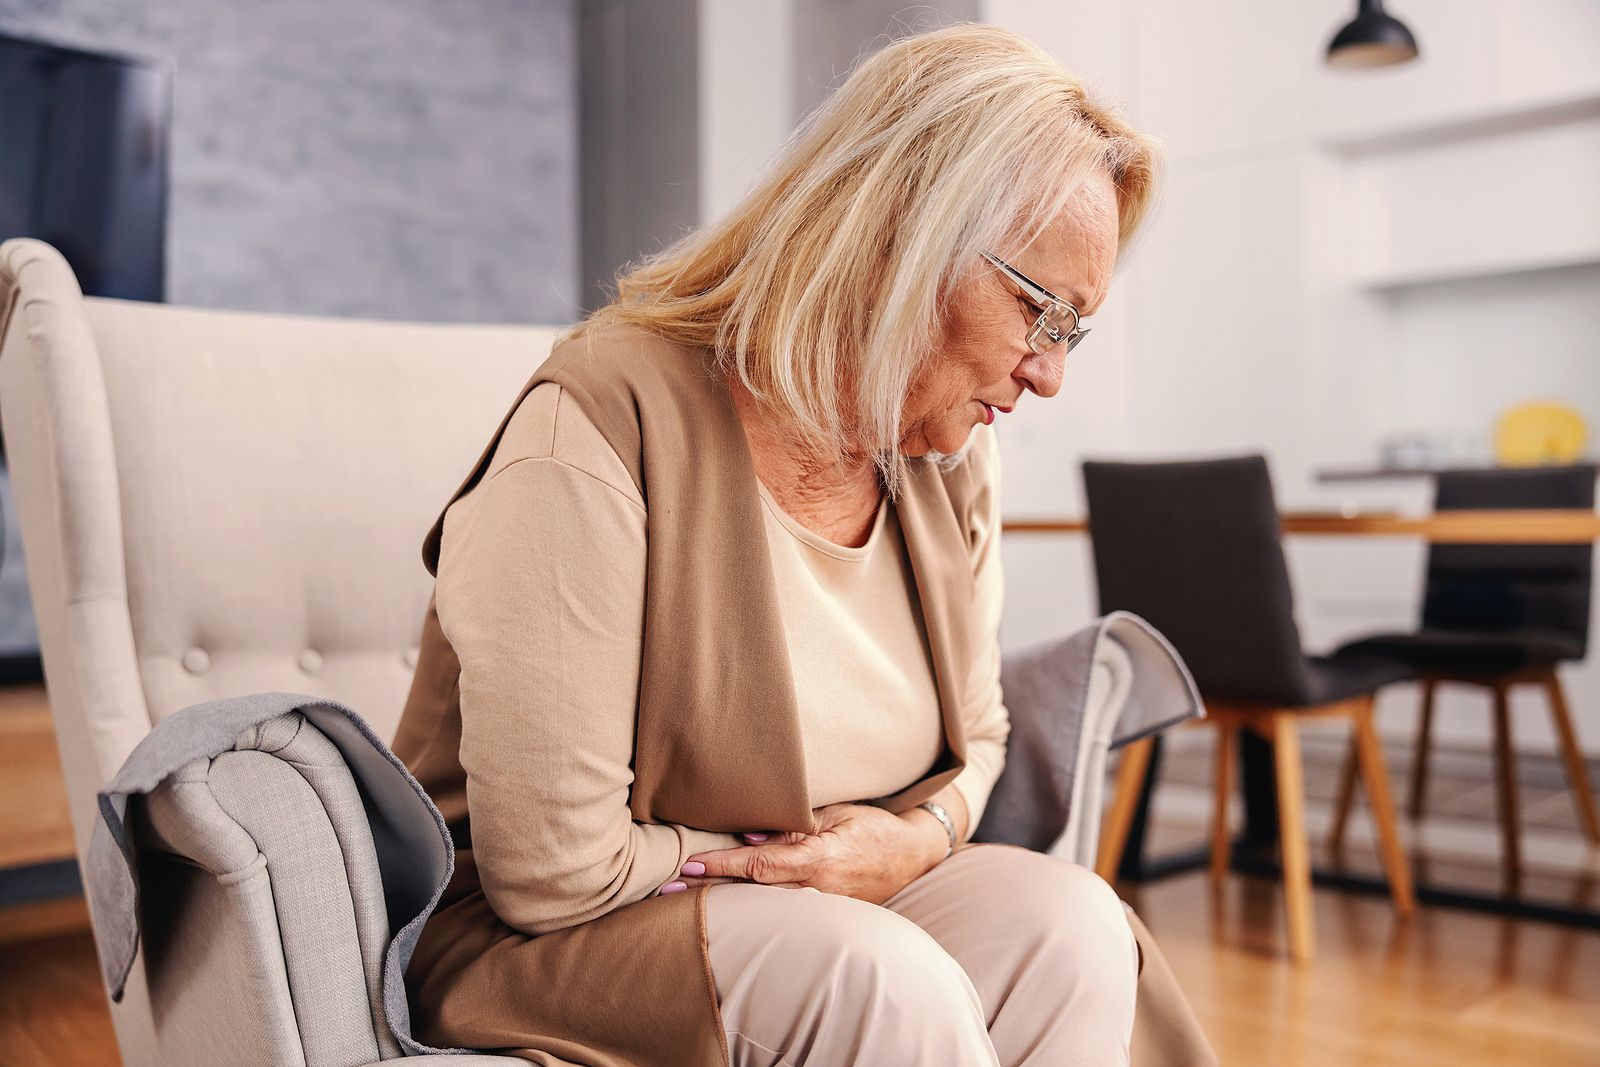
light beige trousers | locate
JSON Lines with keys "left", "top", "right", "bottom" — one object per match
{"left": 705, "top": 841, "right": 1141, "bottom": 1066}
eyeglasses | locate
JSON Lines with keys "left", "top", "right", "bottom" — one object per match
{"left": 980, "top": 250, "right": 1091, "bottom": 357}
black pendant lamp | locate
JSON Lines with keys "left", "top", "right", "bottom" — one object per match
{"left": 1325, "top": 0, "right": 1421, "bottom": 68}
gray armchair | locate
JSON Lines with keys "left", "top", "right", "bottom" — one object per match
{"left": 0, "top": 237, "right": 1186, "bottom": 1066}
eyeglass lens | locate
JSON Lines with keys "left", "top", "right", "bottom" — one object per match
{"left": 1027, "top": 303, "right": 1085, "bottom": 355}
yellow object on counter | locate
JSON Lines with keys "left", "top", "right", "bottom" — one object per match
{"left": 1494, "top": 402, "right": 1588, "bottom": 466}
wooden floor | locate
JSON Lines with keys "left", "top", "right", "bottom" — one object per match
{"left": 0, "top": 899, "right": 118, "bottom": 1067}
{"left": 3, "top": 688, "right": 1597, "bottom": 1065}
{"left": 1124, "top": 868, "right": 1600, "bottom": 1067}
{"left": 0, "top": 687, "right": 75, "bottom": 869}
{"left": 3, "top": 864, "right": 1598, "bottom": 1067}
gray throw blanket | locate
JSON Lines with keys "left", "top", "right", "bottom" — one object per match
{"left": 88, "top": 690, "right": 466, "bottom": 1057}
{"left": 975, "top": 611, "right": 1203, "bottom": 860}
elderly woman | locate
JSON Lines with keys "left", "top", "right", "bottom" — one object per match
{"left": 392, "top": 23, "right": 1211, "bottom": 1067}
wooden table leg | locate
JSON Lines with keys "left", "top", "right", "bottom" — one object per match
{"left": 1271, "top": 713, "right": 1315, "bottom": 963}
{"left": 1210, "top": 722, "right": 1235, "bottom": 882}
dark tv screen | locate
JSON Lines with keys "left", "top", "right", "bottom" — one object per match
{"left": 0, "top": 32, "right": 170, "bottom": 301}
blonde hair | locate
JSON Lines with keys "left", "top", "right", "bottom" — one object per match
{"left": 567, "top": 22, "right": 1164, "bottom": 496}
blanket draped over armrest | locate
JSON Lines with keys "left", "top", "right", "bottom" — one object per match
{"left": 974, "top": 611, "right": 1203, "bottom": 858}
{"left": 87, "top": 690, "right": 464, "bottom": 1057}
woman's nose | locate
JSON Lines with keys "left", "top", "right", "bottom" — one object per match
{"left": 1015, "top": 347, "right": 1065, "bottom": 399}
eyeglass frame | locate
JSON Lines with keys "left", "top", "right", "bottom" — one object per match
{"left": 980, "top": 250, "right": 1091, "bottom": 357}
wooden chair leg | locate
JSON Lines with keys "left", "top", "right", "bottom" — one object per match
{"left": 1408, "top": 679, "right": 1437, "bottom": 820}
{"left": 1352, "top": 696, "right": 1416, "bottom": 915}
{"left": 1541, "top": 668, "right": 1600, "bottom": 845}
{"left": 1097, "top": 736, "right": 1155, "bottom": 881}
{"left": 1271, "top": 713, "right": 1315, "bottom": 963}
{"left": 1490, "top": 681, "right": 1522, "bottom": 881}
{"left": 1326, "top": 737, "right": 1358, "bottom": 851}
{"left": 1210, "top": 722, "right": 1235, "bottom": 881}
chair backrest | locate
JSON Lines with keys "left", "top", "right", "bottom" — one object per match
{"left": 1423, "top": 466, "right": 1597, "bottom": 658}
{"left": 0, "top": 237, "right": 560, "bottom": 1062}
{"left": 1081, "top": 455, "right": 1314, "bottom": 706}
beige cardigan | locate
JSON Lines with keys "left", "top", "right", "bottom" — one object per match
{"left": 405, "top": 375, "right": 1009, "bottom": 936}
{"left": 392, "top": 323, "right": 989, "bottom": 1065}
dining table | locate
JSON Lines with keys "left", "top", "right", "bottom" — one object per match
{"left": 1002, "top": 509, "right": 1600, "bottom": 543}
{"left": 1001, "top": 507, "right": 1600, "bottom": 928}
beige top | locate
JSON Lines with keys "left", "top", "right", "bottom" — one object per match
{"left": 434, "top": 380, "right": 1009, "bottom": 934}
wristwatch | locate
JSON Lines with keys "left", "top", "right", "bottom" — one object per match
{"left": 917, "top": 800, "right": 958, "bottom": 861}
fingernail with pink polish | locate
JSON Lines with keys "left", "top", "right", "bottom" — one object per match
{"left": 681, "top": 860, "right": 706, "bottom": 876}
{"left": 743, "top": 832, "right": 769, "bottom": 842}
{"left": 660, "top": 881, "right": 688, "bottom": 894}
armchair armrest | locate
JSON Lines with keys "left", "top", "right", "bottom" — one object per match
{"left": 1052, "top": 633, "right": 1136, "bottom": 867}
{"left": 123, "top": 712, "right": 401, "bottom": 1065}
{"left": 976, "top": 612, "right": 1203, "bottom": 865}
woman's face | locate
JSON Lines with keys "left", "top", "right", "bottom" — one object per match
{"left": 898, "top": 168, "right": 1122, "bottom": 458}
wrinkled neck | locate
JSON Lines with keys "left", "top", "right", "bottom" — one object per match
{"left": 724, "top": 372, "right": 885, "bottom": 543}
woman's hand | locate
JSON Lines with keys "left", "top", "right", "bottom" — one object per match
{"left": 657, "top": 801, "right": 948, "bottom": 905}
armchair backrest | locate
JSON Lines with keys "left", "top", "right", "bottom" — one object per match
{"left": 1, "top": 236, "right": 559, "bottom": 847}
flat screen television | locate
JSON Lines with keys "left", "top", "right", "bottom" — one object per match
{"left": 0, "top": 31, "right": 171, "bottom": 302}
{"left": 0, "top": 33, "right": 170, "bottom": 682}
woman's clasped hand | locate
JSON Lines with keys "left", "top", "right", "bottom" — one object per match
{"left": 657, "top": 801, "right": 942, "bottom": 904}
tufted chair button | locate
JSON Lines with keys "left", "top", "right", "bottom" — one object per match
{"left": 298, "top": 648, "right": 324, "bottom": 673}
{"left": 402, "top": 646, "right": 419, "bottom": 669}
{"left": 181, "top": 647, "right": 210, "bottom": 674}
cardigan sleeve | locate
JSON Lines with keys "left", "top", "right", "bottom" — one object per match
{"left": 435, "top": 382, "right": 745, "bottom": 937}
{"left": 947, "top": 424, "right": 1011, "bottom": 841}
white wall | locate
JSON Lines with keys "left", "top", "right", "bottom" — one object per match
{"left": 982, "top": 0, "right": 1600, "bottom": 756}
{"left": 696, "top": 0, "right": 978, "bottom": 223}
{"left": 1387, "top": 264, "right": 1600, "bottom": 447}
{"left": 698, "top": 0, "right": 795, "bottom": 224}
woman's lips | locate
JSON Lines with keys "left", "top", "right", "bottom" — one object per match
{"left": 972, "top": 399, "right": 1011, "bottom": 425}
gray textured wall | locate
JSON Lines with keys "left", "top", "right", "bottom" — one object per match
{"left": 0, "top": 0, "right": 578, "bottom": 324}
{"left": 577, "top": 0, "right": 699, "bottom": 312}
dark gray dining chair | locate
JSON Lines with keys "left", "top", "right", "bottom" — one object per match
{"left": 1082, "top": 455, "right": 1417, "bottom": 962}
{"left": 1327, "top": 465, "right": 1599, "bottom": 875}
